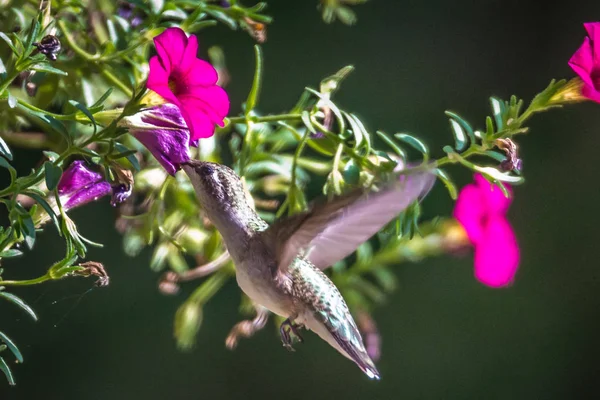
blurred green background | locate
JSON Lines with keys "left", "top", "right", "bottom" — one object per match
{"left": 2, "top": 1, "right": 600, "bottom": 399}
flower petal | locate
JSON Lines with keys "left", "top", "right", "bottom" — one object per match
{"left": 569, "top": 37, "right": 596, "bottom": 88}
{"left": 57, "top": 160, "right": 103, "bottom": 196}
{"left": 179, "top": 85, "right": 229, "bottom": 124}
{"left": 147, "top": 57, "right": 180, "bottom": 105}
{"left": 453, "top": 183, "right": 485, "bottom": 244}
{"left": 180, "top": 104, "right": 217, "bottom": 141}
{"left": 474, "top": 173, "right": 511, "bottom": 215}
{"left": 180, "top": 58, "right": 219, "bottom": 87}
{"left": 176, "top": 34, "right": 199, "bottom": 77}
{"left": 63, "top": 181, "right": 112, "bottom": 210}
{"left": 473, "top": 216, "right": 519, "bottom": 288}
{"left": 584, "top": 22, "right": 600, "bottom": 56}
{"left": 124, "top": 104, "right": 192, "bottom": 175}
{"left": 153, "top": 27, "right": 189, "bottom": 73}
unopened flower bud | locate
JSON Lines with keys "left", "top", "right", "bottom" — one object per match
{"left": 33, "top": 35, "right": 61, "bottom": 61}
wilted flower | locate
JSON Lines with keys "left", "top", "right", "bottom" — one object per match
{"left": 120, "top": 103, "right": 191, "bottom": 175}
{"left": 453, "top": 174, "right": 519, "bottom": 288}
{"left": 569, "top": 22, "right": 600, "bottom": 103}
{"left": 57, "top": 160, "right": 130, "bottom": 209}
{"left": 33, "top": 35, "right": 61, "bottom": 61}
{"left": 147, "top": 27, "right": 229, "bottom": 141}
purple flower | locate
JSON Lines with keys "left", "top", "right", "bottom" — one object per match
{"left": 57, "top": 161, "right": 130, "bottom": 209}
{"left": 120, "top": 104, "right": 192, "bottom": 175}
{"left": 453, "top": 174, "right": 519, "bottom": 288}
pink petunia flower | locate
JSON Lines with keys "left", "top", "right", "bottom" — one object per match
{"left": 569, "top": 22, "right": 600, "bottom": 103}
{"left": 147, "top": 27, "right": 229, "bottom": 141}
{"left": 453, "top": 174, "right": 519, "bottom": 288}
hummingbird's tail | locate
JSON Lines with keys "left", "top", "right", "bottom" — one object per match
{"left": 301, "top": 312, "right": 381, "bottom": 380}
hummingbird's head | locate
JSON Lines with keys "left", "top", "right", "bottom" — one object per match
{"left": 182, "top": 160, "right": 244, "bottom": 210}
{"left": 181, "top": 160, "right": 266, "bottom": 237}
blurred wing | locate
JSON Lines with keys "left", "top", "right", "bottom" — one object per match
{"left": 270, "top": 171, "right": 435, "bottom": 271}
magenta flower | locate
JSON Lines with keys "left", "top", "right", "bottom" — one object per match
{"left": 58, "top": 161, "right": 130, "bottom": 209}
{"left": 453, "top": 174, "right": 519, "bottom": 288}
{"left": 147, "top": 27, "right": 229, "bottom": 141}
{"left": 121, "top": 104, "right": 191, "bottom": 175}
{"left": 569, "top": 22, "right": 600, "bottom": 103}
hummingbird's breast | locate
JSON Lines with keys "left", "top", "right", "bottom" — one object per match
{"left": 232, "top": 239, "right": 295, "bottom": 318}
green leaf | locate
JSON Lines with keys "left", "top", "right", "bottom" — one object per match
{"left": 114, "top": 142, "right": 140, "bottom": 171}
{"left": 394, "top": 133, "right": 429, "bottom": 156}
{"left": 371, "top": 267, "right": 397, "bottom": 292}
{"left": 376, "top": 130, "right": 406, "bottom": 160}
{"left": 0, "top": 292, "right": 37, "bottom": 321}
{"left": 433, "top": 168, "right": 458, "bottom": 200}
{"left": 25, "top": 191, "right": 61, "bottom": 233}
{"left": 0, "top": 136, "right": 12, "bottom": 161}
{"left": 7, "top": 92, "right": 16, "bottom": 108}
{"left": 68, "top": 100, "right": 97, "bottom": 133}
{"left": 474, "top": 166, "right": 523, "bottom": 184}
{"left": 37, "top": 114, "right": 71, "bottom": 144}
{"left": 0, "top": 32, "right": 19, "bottom": 55}
{"left": 0, "top": 156, "right": 17, "bottom": 182}
{"left": 483, "top": 150, "right": 507, "bottom": 163}
{"left": 245, "top": 45, "right": 263, "bottom": 114}
{"left": 0, "top": 331, "right": 23, "bottom": 363}
{"left": 43, "top": 150, "right": 59, "bottom": 161}
{"left": 0, "top": 356, "right": 15, "bottom": 386}
{"left": 448, "top": 118, "right": 467, "bottom": 151}
{"left": 23, "top": 18, "right": 41, "bottom": 58}
{"left": 30, "top": 63, "right": 68, "bottom": 76}
{"left": 149, "top": 0, "right": 165, "bottom": 14}
{"left": 490, "top": 97, "right": 504, "bottom": 131}
{"left": 0, "top": 249, "right": 23, "bottom": 258}
{"left": 43, "top": 162, "right": 62, "bottom": 190}
{"left": 0, "top": 56, "right": 6, "bottom": 75}
{"left": 90, "top": 87, "right": 114, "bottom": 109}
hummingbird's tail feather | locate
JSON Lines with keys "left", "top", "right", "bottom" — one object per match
{"left": 301, "top": 312, "right": 381, "bottom": 380}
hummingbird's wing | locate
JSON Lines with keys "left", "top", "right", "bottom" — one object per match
{"left": 270, "top": 171, "right": 435, "bottom": 271}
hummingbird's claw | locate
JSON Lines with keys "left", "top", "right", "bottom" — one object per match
{"left": 280, "top": 318, "right": 304, "bottom": 351}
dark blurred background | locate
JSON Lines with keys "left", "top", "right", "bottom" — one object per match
{"left": 2, "top": 1, "right": 600, "bottom": 399}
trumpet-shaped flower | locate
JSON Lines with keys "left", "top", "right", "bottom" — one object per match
{"left": 569, "top": 22, "right": 600, "bottom": 103}
{"left": 147, "top": 27, "right": 229, "bottom": 141}
{"left": 57, "top": 161, "right": 130, "bottom": 209}
{"left": 453, "top": 174, "right": 519, "bottom": 288}
{"left": 120, "top": 104, "right": 191, "bottom": 175}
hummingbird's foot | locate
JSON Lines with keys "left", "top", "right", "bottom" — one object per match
{"left": 280, "top": 318, "right": 304, "bottom": 351}
{"left": 225, "top": 305, "right": 270, "bottom": 350}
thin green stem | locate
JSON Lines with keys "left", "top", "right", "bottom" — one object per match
{"left": 100, "top": 69, "right": 133, "bottom": 97}
{"left": 0, "top": 274, "right": 51, "bottom": 286}
{"left": 227, "top": 113, "right": 302, "bottom": 124}
{"left": 57, "top": 20, "right": 99, "bottom": 61}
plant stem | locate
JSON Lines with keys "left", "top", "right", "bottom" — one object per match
{"left": 0, "top": 274, "right": 50, "bottom": 286}
{"left": 227, "top": 113, "right": 302, "bottom": 124}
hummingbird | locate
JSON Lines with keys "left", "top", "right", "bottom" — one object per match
{"left": 182, "top": 160, "right": 435, "bottom": 379}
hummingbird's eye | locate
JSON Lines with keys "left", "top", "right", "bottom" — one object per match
{"left": 197, "top": 164, "right": 215, "bottom": 176}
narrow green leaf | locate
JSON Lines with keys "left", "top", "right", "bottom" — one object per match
{"left": 25, "top": 192, "right": 60, "bottom": 233}
{"left": 490, "top": 97, "right": 504, "bottom": 131}
{"left": 343, "top": 111, "right": 363, "bottom": 148}
{"left": 68, "top": 100, "right": 97, "bottom": 133}
{"left": 0, "top": 249, "right": 23, "bottom": 258}
{"left": 0, "top": 357, "right": 15, "bottom": 386}
{"left": 245, "top": 45, "right": 263, "bottom": 114}
{"left": 0, "top": 32, "right": 18, "bottom": 55}
{"left": 0, "top": 292, "right": 37, "bottom": 321}
{"left": 394, "top": 133, "right": 429, "bottom": 156}
{"left": 474, "top": 166, "right": 524, "bottom": 184}
{"left": 30, "top": 63, "right": 68, "bottom": 76}
{"left": 37, "top": 114, "right": 70, "bottom": 143}
{"left": 114, "top": 142, "right": 140, "bottom": 171}
{"left": 371, "top": 267, "right": 397, "bottom": 292}
{"left": 24, "top": 18, "right": 40, "bottom": 58}
{"left": 483, "top": 150, "right": 507, "bottom": 163}
{"left": 376, "top": 130, "right": 406, "bottom": 160}
{"left": 90, "top": 87, "right": 114, "bottom": 108}
{"left": 448, "top": 118, "right": 467, "bottom": 151}
{"left": 43, "top": 162, "right": 62, "bottom": 190}
{"left": 0, "top": 331, "right": 23, "bottom": 363}
{"left": 0, "top": 56, "right": 6, "bottom": 75}
{"left": 7, "top": 92, "right": 16, "bottom": 108}
{"left": 43, "top": 150, "right": 59, "bottom": 161}
{"left": 0, "top": 136, "right": 12, "bottom": 161}
{"left": 433, "top": 168, "right": 458, "bottom": 200}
